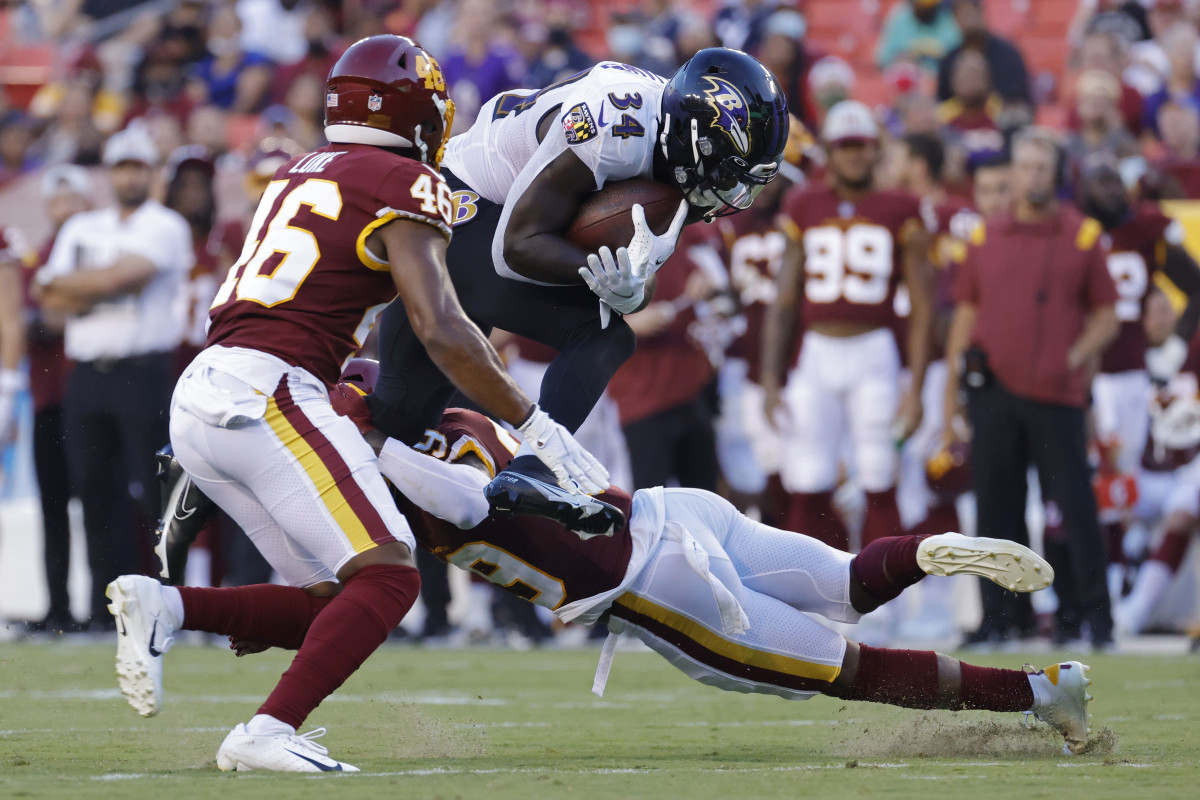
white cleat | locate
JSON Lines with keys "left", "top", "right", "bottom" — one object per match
{"left": 216, "top": 724, "right": 360, "bottom": 773}
{"left": 106, "top": 575, "right": 177, "bottom": 717}
{"left": 916, "top": 532, "right": 1054, "bottom": 592}
{"left": 1027, "top": 661, "right": 1093, "bottom": 754}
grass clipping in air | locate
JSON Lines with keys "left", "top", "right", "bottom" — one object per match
{"left": 831, "top": 710, "right": 1119, "bottom": 759}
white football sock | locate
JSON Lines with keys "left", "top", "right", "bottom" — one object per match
{"left": 246, "top": 714, "right": 296, "bottom": 736}
{"left": 161, "top": 586, "right": 184, "bottom": 629}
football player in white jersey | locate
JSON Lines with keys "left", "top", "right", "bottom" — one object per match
{"left": 365, "top": 48, "right": 790, "bottom": 534}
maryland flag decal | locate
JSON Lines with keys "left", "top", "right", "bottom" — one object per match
{"left": 562, "top": 102, "right": 598, "bottom": 144}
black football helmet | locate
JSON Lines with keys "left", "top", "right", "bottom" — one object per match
{"left": 657, "top": 48, "right": 789, "bottom": 218}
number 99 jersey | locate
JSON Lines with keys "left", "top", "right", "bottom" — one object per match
{"left": 206, "top": 143, "right": 455, "bottom": 388}
{"left": 777, "top": 184, "right": 922, "bottom": 330}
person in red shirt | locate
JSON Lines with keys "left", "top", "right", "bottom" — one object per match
{"left": 763, "top": 100, "right": 935, "bottom": 553}
{"left": 608, "top": 224, "right": 720, "bottom": 491}
{"left": 945, "top": 127, "right": 1121, "bottom": 648}
{"left": 105, "top": 36, "right": 605, "bottom": 774}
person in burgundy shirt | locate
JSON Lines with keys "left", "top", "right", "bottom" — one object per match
{"left": 945, "top": 128, "right": 1121, "bottom": 648}
{"left": 607, "top": 224, "right": 720, "bottom": 491}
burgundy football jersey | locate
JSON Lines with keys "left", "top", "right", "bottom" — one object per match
{"left": 1101, "top": 203, "right": 1177, "bottom": 374}
{"left": 206, "top": 144, "right": 455, "bottom": 387}
{"left": 392, "top": 409, "right": 635, "bottom": 612}
{"left": 717, "top": 209, "right": 788, "bottom": 383}
{"left": 778, "top": 185, "right": 922, "bottom": 331}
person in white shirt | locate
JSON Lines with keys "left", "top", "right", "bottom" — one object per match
{"left": 35, "top": 126, "right": 194, "bottom": 629}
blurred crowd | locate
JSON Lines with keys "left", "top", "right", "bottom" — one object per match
{"left": 2, "top": 0, "right": 1200, "bottom": 649}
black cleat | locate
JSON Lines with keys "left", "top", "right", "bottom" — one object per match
{"left": 154, "top": 445, "right": 218, "bottom": 585}
{"left": 485, "top": 456, "right": 625, "bottom": 538}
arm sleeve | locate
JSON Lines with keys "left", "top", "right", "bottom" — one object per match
{"left": 377, "top": 438, "right": 491, "bottom": 529}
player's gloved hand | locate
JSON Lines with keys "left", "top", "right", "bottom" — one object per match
{"left": 626, "top": 199, "right": 689, "bottom": 277}
{"left": 1146, "top": 334, "right": 1189, "bottom": 383}
{"left": 579, "top": 245, "right": 649, "bottom": 318}
{"left": 518, "top": 404, "right": 610, "bottom": 495}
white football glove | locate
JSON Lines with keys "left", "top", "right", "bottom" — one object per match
{"left": 626, "top": 199, "right": 689, "bottom": 277}
{"left": 579, "top": 246, "right": 649, "bottom": 317}
{"left": 578, "top": 200, "right": 689, "bottom": 329}
{"left": 518, "top": 405, "right": 610, "bottom": 495}
{"left": 1146, "top": 334, "right": 1189, "bottom": 383}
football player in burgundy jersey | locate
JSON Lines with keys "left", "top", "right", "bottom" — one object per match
{"left": 105, "top": 36, "right": 607, "bottom": 774}
{"left": 350, "top": 365, "right": 1094, "bottom": 753}
{"left": 711, "top": 165, "right": 799, "bottom": 518}
{"left": 1118, "top": 290, "right": 1200, "bottom": 633}
{"left": 762, "top": 101, "right": 935, "bottom": 553}
{"left": 1077, "top": 160, "right": 1200, "bottom": 597}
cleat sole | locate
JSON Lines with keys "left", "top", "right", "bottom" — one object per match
{"left": 917, "top": 533, "right": 1054, "bottom": 592}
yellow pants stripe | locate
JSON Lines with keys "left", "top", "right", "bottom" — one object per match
{"left": 613, "top": 593, "right": 841, "bottom": 683}
{"left": 264, "top": 396, "right": 377, "bottom": 554}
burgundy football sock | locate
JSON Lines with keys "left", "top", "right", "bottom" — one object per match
{"left": 907, "top": 502, "right": 960, "bottom": 539}
{"left": 1152, "top": 528, "right": 1192, "bottom": 572}
{"left": 839, "top": 645, "right": 940, "bottom": 708}
{"left": 862, "top": 488, "right": 903, "bottom": 546}
{"left": 849, "top": 534, "right": 929, "bottom": 612}
{"left": 179, "top": 584, "right": 334, "bottom": 650}
{"left": 955, "top": 662, "right": 1034, "bottom": 712}
{"left": 837, "top": 645, "right": 1034, "bottom": 712}
{"left": 786, "top": 491, "right": 850, "bottom": 551}
{"left": 257, "top": 564, "right": 420, "bottom": 729}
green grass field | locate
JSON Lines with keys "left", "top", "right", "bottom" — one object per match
{"left": 0, "top": 640, "right": 1196, "bottom": 798}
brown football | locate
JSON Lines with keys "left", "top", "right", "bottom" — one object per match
{"left": 566, "top": 178, "right": 684, "bottom": 253}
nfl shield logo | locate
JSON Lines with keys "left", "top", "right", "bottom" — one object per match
{"left": 367, "top": 94, "right": 383, "bottom": 112}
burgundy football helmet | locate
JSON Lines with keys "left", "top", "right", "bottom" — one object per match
{"left": 340, "top": 357, "right": 380, "bottom": 394}
{"left": 926, "top": 440, "right": 972, "bottom": 500}
{"left": 324, "top": 35, "right": 455, "bottom": 166}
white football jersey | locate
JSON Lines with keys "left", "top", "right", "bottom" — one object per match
{"left": 442, "top": 62, "right": 669, "bottom": 282}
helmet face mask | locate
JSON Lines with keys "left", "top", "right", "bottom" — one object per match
{"left": 659, "top": 48, "right": 789, "bottom": 218}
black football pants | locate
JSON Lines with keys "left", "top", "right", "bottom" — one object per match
{"left": 63, "top": 354, "right": 172, "bottom": 620}
{"left": 33, "top": 404, "right": 72, "bottom": 620}
{"left": 966, "top": 379, "right": 1112, "bottom": 639}
{"left": 368, "top": 171, "right": 636, "bottom": 444}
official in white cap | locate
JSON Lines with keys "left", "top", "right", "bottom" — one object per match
{"left": 34, "top": 125, "right": 194, "bottom": 629}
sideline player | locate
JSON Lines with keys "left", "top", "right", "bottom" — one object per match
{"left": 366, "top": 47, "right": 790, "bottom": 530}
{"left": 763, "top": 100, "right": 935, "bottom": 551}
{"left": 105, "top": 35, "right": 605, "bottom": 773}
{"left": 1077, "top": 160, "right": 1200, "bottom": 592}
{"left": 136, "top": 362, "right": 1095, "bottom": 756}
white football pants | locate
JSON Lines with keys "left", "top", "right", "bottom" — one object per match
{"left": 607, "top": 488, "right": 857, "bottom": 700}
{"left": 1092, "top": 370, "right": 1152, "bottom": 474}
{"left": 781, "top": 328, "right": 900, "bottom": 493}
{"left": 170, "top": 350, "right": 415, "bottom": 588}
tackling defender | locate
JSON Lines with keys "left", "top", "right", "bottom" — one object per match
{"left": 123, "top": 360, "right": 1095, "bottom": 758}
{"left": 106, "top": 35, "right": 607, "bottom": 773}
{"left": 365, "top": 47, "right": 789, "bottom": 532}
